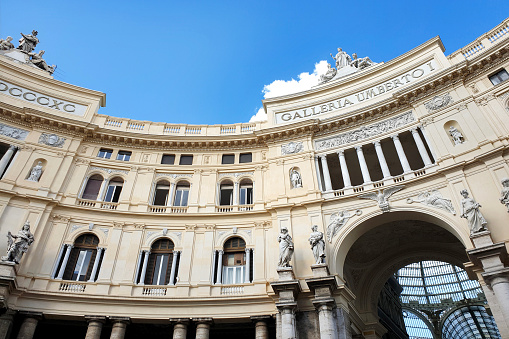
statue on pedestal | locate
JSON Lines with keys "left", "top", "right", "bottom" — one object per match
{"left": 17, "top": 30, "right": 39, "bottom": 54}
{"left": 278, "top": 227, "right": 294, "bottom": 268}
{"left": 460, "top": 189, "right": 487, "bottom": 234}
{"left": 27, "top": 161, "right": 43, "bottom": 182}
{"left": 499, "top": 178, "right": 509, "bottom": 213}
{"left": 309, "top": 225, "right": 325, "bottom": 264}
{"left": 1, "top": 221, "right": 34, "bottom": 263}
{"left": 449, "top": 126, "right": 464, "bottom": 145}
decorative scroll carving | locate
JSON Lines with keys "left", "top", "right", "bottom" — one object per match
{"left": 0, "top": 123, "right": 29, "bottom": 141}
{"left": 39, "top": 133, "right": 65, "bottom": 148}
{"left": 359, "top": 186, "right": 405, "bottom": 213}
{"left": 155, "top": 173, "right": 193, "bottom": 179}
{"left": 173, "top": 232, "right": 182, "bottom": 240}
{"left": 315, "top": 112, "right": 415, "bottom": 151}
{"left": 424, "top": 93, "right": 453, "bottom": 112}
{"left": 218, "top": 172, "right": 254, "bottom": 178}
{"left": 281, "top": 141, "right": 304, "bottom": 155}
{"left": 407, "top": 190, "right": 456, "bottom": 215}
{"left": 89, "top": 166, "right": 128, "bottom": 175}
{"left": 100, "top": 228, "right": 109, "bottom": 237}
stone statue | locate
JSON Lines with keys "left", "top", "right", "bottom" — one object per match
{"left": 499, "top": 178, "right": 509, "bottom": 213}
{"left": 460, "top": 189, "right": 487, "bottom": 234}
{"left": 17, "top": 30, "right": 39, "bottom": 54}
{"left": 326, "top": 210, "right": 352, "bottom": 242}
{"left": 309, "top": 225, "right": 325, "bottom": 264}
{"left": 278, "top": 226, "right": 294, "bottom": 268}
{"left": 330, "top": 48, "right": 351, "bottom": 70}
{"left": 414, "top": 190, "right": 456, "bottom": 215}
{"left": 27, "top": 161, "right": 43, "bottom": 182}
{"left": 449, "top": 126, "right": 464, "bottom": 145}
{"left": 1, "top": 221, "right": 34, "bottom": 263}
{"left": 0, "top": 36, "right": 14, "bottom": 50}
{"left": 350, "top": 53, "right": 374, "bottom": 70}
{"left": 28, "top": 50, "right": 56, "bottom": 74}
{"left": 290, "top": 169, "right": 302, "bottom": 188}
{"left": 359, "top": 186, "right": 405, "bottom": 213}
{"left": 319, "top": 62, "right": 337, "bottom": 84}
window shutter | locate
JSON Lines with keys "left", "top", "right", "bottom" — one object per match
{"left": 164, "top": 253, "right": 174, "bottom": 285}
{"left": 63, "top": 247, "right": 80, "bottom": 280}
{"left": 84, "top": 249, "right": 98, "bottom": 281}
{"left": 144, "top": 253, "right": 157, "bottom": 285}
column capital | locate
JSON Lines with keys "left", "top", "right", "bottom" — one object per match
{"left": 218, "top": 250, "right": 224, "bottom": 255}
{"left": 319, "top": 154, "right": 327, "bottom": 160}
{"left": 373, "top": 140, "right": 381, "bottom": 147}
{"left": 336, "top": 150, "right": 345, "bottom": 156}
{"left": 169, "top": 318, "right": 190, "bottom": 324}
{"left": 355, "top": 145, "right": 363, "bottom": 151}
{"left": 250, "top": 315, "right": 272, "bottom": 322}
{"left": 66, "top": 244, "right": 74, "bottom": 249}
{"left": 410, "top": 127, "right": 419, "bottom": 134}
{"left": 245, "top": 248, "right": 251, "bottom": 253}
{"left": 8, "top": 145, "right": 18, "bottom": 151}
{"left": 391, "top": 134, "right": 400, "bottom": 141}
{"left": 192, "top": 317, "right": 213, "bottom": 324}
{"left": 110, "top": 316, "right": 130, "bottom": 324}
{"left": 19, "top": 311, "right": 43, "bottom": 320}
{"left": 85, "top": 315, "right": 106, "bottom": 323}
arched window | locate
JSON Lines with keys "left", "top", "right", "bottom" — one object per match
{"left": 82, "top": 174, "right": 104, "bottom": 200}
{"left": 239, "top": 179, "right": 253, "bottom": 205}
{"left": 222, "top": 237, "right": 246, "bottom": 284}
{"left": 153, "top": 180, "right": 170, "bottom": 206}
{"left": 103, "top": 177, "right": 123, "bottom": 203}
{"left": 219, "top": 180, "right": 234, "bottom": 206}
{"left": 173, "top": 181, "right": 190, "bottom": 206}
{"left": 63, "top": 234, "right": 100, "bottom": 281}
{"left": 145, "top": 239, "right": 175, "bottom": 285}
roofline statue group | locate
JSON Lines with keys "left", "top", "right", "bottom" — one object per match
{"left": 0, "top": 30, "right": 56, "bottom": 75}
{"left": 320, "top": 48, "right": 375, "bottom": 84}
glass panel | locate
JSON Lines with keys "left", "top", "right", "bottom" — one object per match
{"left": 223, "top": 266, "right": 234, "bottom": 284}
{"left": 152, "top": 255, "right": 163, "bottom": 285}
{"left": 72, "top": 251, "right": 86, "bottom": 280}
{"left": 161, "top": 154, "right": 175, "bottom": 165}
{"left": 78, "top": 251, "right": 93, "bottom": 281}
{"left": 181, "top": 190, "right": 189, "bottom": 206}
{"left": 240, "top": 188, "right": 246, "bottom": 205}
{"left": 104, "top": 186, "right": 115, "bottom": 202}
{"left": 112, "top": 186, "right": 122, "bottom": 202}
{"left": 157, "top": 254, "right": 169, "bottom": 285}
{"left": 235, "top": 266, "right": 244, "bottom": 284}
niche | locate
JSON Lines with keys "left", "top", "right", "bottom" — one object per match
{"left": 26, "top": 158, "right": 47, "bottom": 182}
{"left": 444, "top": 120, "right": 466, "bottom": 146}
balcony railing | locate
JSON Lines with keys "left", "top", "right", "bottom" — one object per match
{"left": 216, "top": 205, "right": 254, "bottom": 213}
{"left": 148, "top": 205, "right": 189, "bottom": 213}
{"left": 142, "top": 287, "right": 167, "bottom": 296}
{"left": 59, "top": 282, "right": 86, "bottom": 293}
{"left": 76, "top": 199, "right": 119, "bottom": 210}
{"left": 221, "top": 286, "right": 245, "bottom": 295}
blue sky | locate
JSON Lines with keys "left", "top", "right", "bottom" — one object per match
{"left": 1, "top": 1, "right": 508, "bottom": 125}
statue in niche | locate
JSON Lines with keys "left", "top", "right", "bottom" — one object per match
{"left": 28, "top": 50, "right": 56, "bottom": 74}
{"left": 326, "top": 210, "right": 352, "bottom": 242}
{"left": 319, "top": 62, "right": 337, "bottom": 84}
{"left": 0, "top": 36, "right": 14, "bottom": 50}
{"left": 460, "top": 189, "right": 487, "bottom": 234}
{"left": 413, "top": 190, "right": 456, "bottom": 215}
{"left": 17, "top": 30, "right": 39, "bottom": 54}
{"left": 309, "top": 225, "right": 325, "bottom": 264}
{"left": 359, "top": 185, "right": 405, "bottom": 213}
{"left": 277, "top": 226, "right": 294, "bottom": 268}
{"left": 449, "top": 126, "right": 465, "bottom": 145}
{"left": 350, "top": 53, "right": 374, "bottom": 70}
{"left": 27, "top": 161, "right": 43, "bottom": 182}
{"left": 499, "top": 178, "right": 509, "bottom": 213}
{"left": 1, "top": 221, "right": 34, "bottom": 263}
{"left": 330, "top": 48, "right": 351, "bottom": 70}
{"left": 290, "top": 169, "right": 302, "bottom": 188}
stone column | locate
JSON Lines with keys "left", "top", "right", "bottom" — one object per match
{"left": 0, "top": 145, "right": 17, "bottom": 178}
{"left": 56, "top": 244, "right": 73, "bottom": 279}
{"left": 170, "top": 319, "right": 189, "bottom": 339}
{"left": 419, "top": 125, "right": 436, "bottom": 159}
{"left": 391, "top": 135, "right": 412, "bottom": 173}
{"left": 486, "top": 274, "right": 509, "bottom": 324}
{"left": 85, "top": 316, "right": 106, "bottom": 339}
{"left": 216, "top": 250, "right": 224, "bottom": 284}
{"left": 110, "top": 317, "right": 129, "bottom": 339}
{"left": 193, "top": 318, "right": 213, "bottom": 339}
{"left": 169, "top": 251, "right": 179, "bottom": 285}
{"left": 88, "top": 248, "right": 104, "bottom": 282}
{"left": 314, "top": 156, "right": 324, "bottom": 191}
{"left": 245, "top": 248, "right": 251, "bottom": 283}
{"left": 355, "top": 146, "right": 371, "bottom": 184}
{"left": 337, "top": 151, "right": 351, "bottom": 188}
{"left": 233, "top": 182, "right": 239, "bottom": 206}
{"left": 167, "top": 182, "right": 176, "bottom": 206}
{"left": 0, "top": 310, "right": 16, "bottom": 339}
{"left": 279, "top": 306, "right": 297, "bottom": 339}
{"left": 410, "top": 128, "right": 432, "bottom": 167}
{"left": 251, "top": 316, "right": 271, "bottom": 339}
{"left": 373, "top": 141, "right": 391, "bottom": 179}
{"left": 319, "top": 155, "right": 333, "bottom": 191}
{"left": 276, "top": 313, "right": 282, "bottom": 339}
{"left": 139, "top": 250, "right": 149, "bottom": 285}
{"left": 317, "top": 304, "right": 336, "bottom": 339}
{"left": 16, "top": 313, "right": 42, "bottom": 339}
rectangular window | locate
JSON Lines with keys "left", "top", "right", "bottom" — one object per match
{"left": 72, "top": 250, "right": 93, "bottom": 281}
{"left": 97, "top": 148, "right": 113, "bottom": 159}
{"left": 82, "top": 178, "right": 102, "bottom": 200}
{"left": 104, "top": 184, "right": 122, "bottom": 202}
{"left": 161, "top": 154, "right": 175, "bottom": 165}
{"left": 239, "top": 153, "right": 252, "bottom": 163}
{"left": 239, "top": 186, "right": 253, "bottom": 205}
{"left": 222, "top": 266, "right": 245, "bottom": 284}
{"left": 151, "top": 254, "right": 170, "bottom": 285}
{"left": 153, "top": 184, "right": 170, "bottom": 206}
{"left": 116, "top": 151, "right": 132, "bottom": 161}
{"left": 179, "top": 155, "right": 193, "bottom": 165}
{"left": 174, "top": 188, "right": 189, "bottom": 206}
{"left": 489, "top": 69, "right": 509, "bottom": 85}
{"left": 219, "top": 186, "right": 233, "bottom": 205}
{"left": 222, "top": 154, "right": 235, "bottom": 164}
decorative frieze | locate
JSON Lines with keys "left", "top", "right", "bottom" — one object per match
{"left": 155, "top": 173, "right": 193, "bottom": 179}
{"left": 38, "top": 133, "right": 65, "bottom": 148}
{"left": 218, "top": 172, "right": 254, "bottom": 178}
{"left": 89, "top": 166, "right": 129, "bottom": 175}
{"left": 315, "top": 112, "right": 415, "bottom": 151}
{"left": 281, "top": 141, "right": 303, "bottom": 155}
{"left": 424, "top": 93, "right": 453, "bottom": 112}
{"left": 0, "top": 122, "right": 29, "bottom": 140}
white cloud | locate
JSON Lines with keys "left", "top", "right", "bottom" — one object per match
{"left": 250, "top": 60, "right": 329, "bottom": 122}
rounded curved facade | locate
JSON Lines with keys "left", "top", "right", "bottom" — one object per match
{"left": 0, "top": 18, "right": 509, "bottom": 339}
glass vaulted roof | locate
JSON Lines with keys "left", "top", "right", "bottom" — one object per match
{"left": 395, "top": 261, "right": 501, "bottom": 339}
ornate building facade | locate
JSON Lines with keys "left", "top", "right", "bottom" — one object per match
{"left": 0, "top": 18, "right": 509, "bottom": 339}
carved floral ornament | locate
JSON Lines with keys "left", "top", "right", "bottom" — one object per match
{"left": 281, "top": 141, "right": 304, "bottom": 155}
{"left": 88, "top": 166, "right": 128, "bottom": 175}
{"left": 314, "top": 112, "right": 415, "bottom": 151}
{"left": 424, "top": 93, "right": 454, "bottom": 112}
{"left": 0, "top": 123, "right": 29, "bottom": 141}
{"left": 155, "top": 173, "right": 193, "bottom": 179}
{"left": 218, "top": 172, "right": 254, "bottom": 178}
{"left": 38, "top": 133, "right": 65, "bottom": 148}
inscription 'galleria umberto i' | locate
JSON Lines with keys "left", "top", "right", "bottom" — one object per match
{"left": 274, "top": 60, "right": 437, "bottom": 124}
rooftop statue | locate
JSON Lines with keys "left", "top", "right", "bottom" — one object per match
{"left": 0, "top": 36, "right": 14, "bottom": 50}
{"left": 319, "top": 62, "right": 337, "bottom": 84}
{"left": 320, "top": 48, "right": 376, "bottom": 85}
{"left": 1, "top": 221, "right": 34, "bottom": 264}
{"left": 350, "top": 53, "right": 374, "bottom": 70}
{"left": 29, "top": 50, "right": 56, "bottom": 75}
{"left": 17, "top": 30, "right": 39, "bottom": 54}
{"left": 330, "top": 48, "right": 351, "bottom": 70}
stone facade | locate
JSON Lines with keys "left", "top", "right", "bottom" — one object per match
{"left": 0, "top": 17, "right": 509, "bottom": 339}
